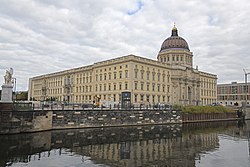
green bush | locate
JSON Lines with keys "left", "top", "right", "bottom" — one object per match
{"left": 181, "top": 105, "right": 234, "bottom": 114}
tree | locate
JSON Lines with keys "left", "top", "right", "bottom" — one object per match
{"left": 16, "top": 91, "right": 28, "bottom": 101}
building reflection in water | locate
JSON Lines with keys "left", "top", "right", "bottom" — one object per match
{"left": 0, "top": 121, "right": 248, "bottom": 167}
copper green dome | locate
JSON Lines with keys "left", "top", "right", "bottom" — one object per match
{"left": 160, "top": 25, "right": 190, "bottom": 52}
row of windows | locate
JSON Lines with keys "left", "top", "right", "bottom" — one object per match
{"left": 218, "top": 85, "right": 250, "bottom": 94}
{"left": 218, "top": 95, "right": 250, "bottom": 100}
{"left": 134, "top": 71, "right": 170, "bottom": 82}
{"left": 160, "top": 55, "right": 192, "bottom": 63}
{"left": 201, "top": 89, "right": 216, "bottom": 97}
{"left": 95, "top": 83, "right": 129, "bottom": 91}
{"left": 95, "top": 65, "right": 128, "bottom": 73}
{"left": 96, "top": 71, "right": 128, "bottom": 81}
{"left": 134, "top": 82, "right": 170, "bottom": 92}
{"left": 134, "top": 94, "right": 170, "bottom": 103}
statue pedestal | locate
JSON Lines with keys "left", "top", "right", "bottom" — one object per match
{"left": 1, "top": 85, "right": 13, "bottom": 102}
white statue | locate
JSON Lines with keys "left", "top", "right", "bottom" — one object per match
{"left": 4, "top": 68, "right": 13, "bottom": 86}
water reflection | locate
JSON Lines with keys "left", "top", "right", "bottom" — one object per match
{"left": 0, "top": 121, "right": 249, "bottom": 167}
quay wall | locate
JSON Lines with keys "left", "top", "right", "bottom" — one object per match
{"left": 0, "top": 109, "right": 181, "bottom": 134}
{"left": 0, "top": 109, "right": 238, "bottom": 134}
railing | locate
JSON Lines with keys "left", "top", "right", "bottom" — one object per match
{"left": 32, "top": 102, "right": 172, "bottom": 111}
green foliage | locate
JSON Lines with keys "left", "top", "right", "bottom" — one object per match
{"left": 16, "top": 91, "right": 28, "bottom": 101}
{"left": 181, "top": 105, "right": 234, "bottom": 114}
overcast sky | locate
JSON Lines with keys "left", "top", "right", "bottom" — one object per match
{"left": 1, "top": 0, "right": 250, "bottom": 91}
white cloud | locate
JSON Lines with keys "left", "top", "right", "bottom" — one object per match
{"left": 0, "top": 0, "right": 250, "bottom": 90}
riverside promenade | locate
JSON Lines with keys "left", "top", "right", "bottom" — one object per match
{"left": 0, "top": 102, "right": 240, "bottom": 134}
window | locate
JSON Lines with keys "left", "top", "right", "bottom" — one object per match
{"left": 141, "top": 83, "right": 144, "bottom": 90}
{"left": 135, "top": 82, "right": 138, "bottom": 90}
{"left": 99, "top": 84, "right": 102, "bottom": 91}
{"left": 146, "top": 95, "right": 150, "bottom": 102}
{"left": 104, "top": 74, "right": 107, "bottom": 80}
{"left": 104, "top": 84, "right": 106, "bottom": 91}
{"left": 147, "top": 84, "right": 149, "bottom": 91}
{"left": 163, "top": 85, "right": 165, "bottom": 92}
{"left": 125, "top": 83, "right": 128, "bottom": 90}
{"left": 119, "top": 72, "right": 122, "bottom": 79}
{"left": 125, "top": 71, "right": 128, "bottom": 78}
{"left": 114, "top": 72, "right": 116, "bottom": 79}
{"left": 100, "top": 74, "right": 102, "bottom": 81}
{"left": 96, "top": 75, "right": 98, "bottom": 81}
{"left": 147, "top": 72, "right": 150, "bottom": 80}
{"left": 109, "top": 73, "right": 111, "bottom": 80}
{"left": 109, "top": 84, "right": 111, "bottom": 91}
{"left": 114, "top": 83, "right": 116, "bottom": 90}
{"left": 140, "top": 94, "right": 144, "bottom": 102}
{"left": 135, "top": 71, "right": 138, "bottom": 78}
{"left": 134, "top": 94, "right": 137, "bottom": 103}
{"left": 141, "top": 71, "right": 144, "bottom": 79}
{"left": 152, "top": 84, "right": 155, "bottom": 91}
{"left": 158, "top": 73, "right": 160, "bottom": 81}
{"left": 119, "top": 83, "right": 122, "bottom": 90}
{"left": 158, "top": 84, "right": 160, "bottom": 92}
{"left": 158, "top": 95, "right": 160, "bottom": 102}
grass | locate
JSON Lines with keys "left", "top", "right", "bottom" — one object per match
{"left": 175, "top": 105, "right": 235, "bottom": 114}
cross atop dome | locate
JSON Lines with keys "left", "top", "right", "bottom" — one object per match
{"left": 172, "top": 22, "right": 178, "bottom": 36}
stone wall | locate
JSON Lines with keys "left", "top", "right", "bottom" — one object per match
{"left": 0, "top": 111, "right": 52, "bottom": 134}
{"left": 182, "top": 112, "right": 237, "bottom": 122}
{"left": 52, "top": 109, "right": 181, "bottom": 129}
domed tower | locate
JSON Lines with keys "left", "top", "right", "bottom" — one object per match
{"left": 157, "top": 24, "right": 193, "bottom": 68}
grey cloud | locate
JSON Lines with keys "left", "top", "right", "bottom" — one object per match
{"left": 0, "top": 0, "right": 250, "bottom": 90}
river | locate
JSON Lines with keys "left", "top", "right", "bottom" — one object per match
{"left": 0, "top": 120, "right": 249, "bottom": 167}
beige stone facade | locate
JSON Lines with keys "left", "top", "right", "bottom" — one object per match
{"left": 28, "top": 26, "right": 217, "bottom": 106}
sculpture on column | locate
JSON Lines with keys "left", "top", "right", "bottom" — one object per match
{"left": 4, "top": 68, "right": 13, "bottom": 86}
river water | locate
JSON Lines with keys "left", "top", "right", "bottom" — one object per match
{"left": 0, "top": 120, "right": 249, "bottom": 167}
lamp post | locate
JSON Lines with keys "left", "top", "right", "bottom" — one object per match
{"left": 243, "top": 69, "right": 250, "bottom": 116}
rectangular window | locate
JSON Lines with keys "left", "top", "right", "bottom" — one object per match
{"left": 114, "top": 83, "right": 116, "bottom": 90}
{"left": 135, "top": 82, "right": 138, "bottom": 90}
{"left": 140, "top": 94, "right": 144, "bottom": 102}
{"left": 119, "top": 83, "right": 122, "bottom": 90}
{"left": 114, "top": 73, "right": 116, "bottom": 79}
{"left": 99, "top": 84, "right": 102, "bottom": 91}
{"left": 125, "top": 83, "right": 128, "bottom": 90}
{"left": 141, "top": 83, "right": 144, "bottom": 90}
{"left": 147, "top": 84, "right": 149, "bottom": 91}
{"left": 125, "top": 71, "right": 128, "bottom": 78}
{"left": 119, "top": 72, "right": 122, "bottom": 79}
{"left": 147, "top": 73, "right": 149, "bottom": 80}
{"left": 134, "top": 94, "right": 137, "bottom": 103}
{"left": 109, "top": 73, "right": 111, "bottom": 80}
{"left": 147, "top": 95, "right": 150, "bottom": 102}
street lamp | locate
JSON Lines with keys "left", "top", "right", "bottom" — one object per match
{"left": 243, "top": 69, "right": 250, "bottom": 116}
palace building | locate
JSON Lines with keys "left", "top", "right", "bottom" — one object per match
{"left": 28, "top": 25, "right": 217, "bottom": 106}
